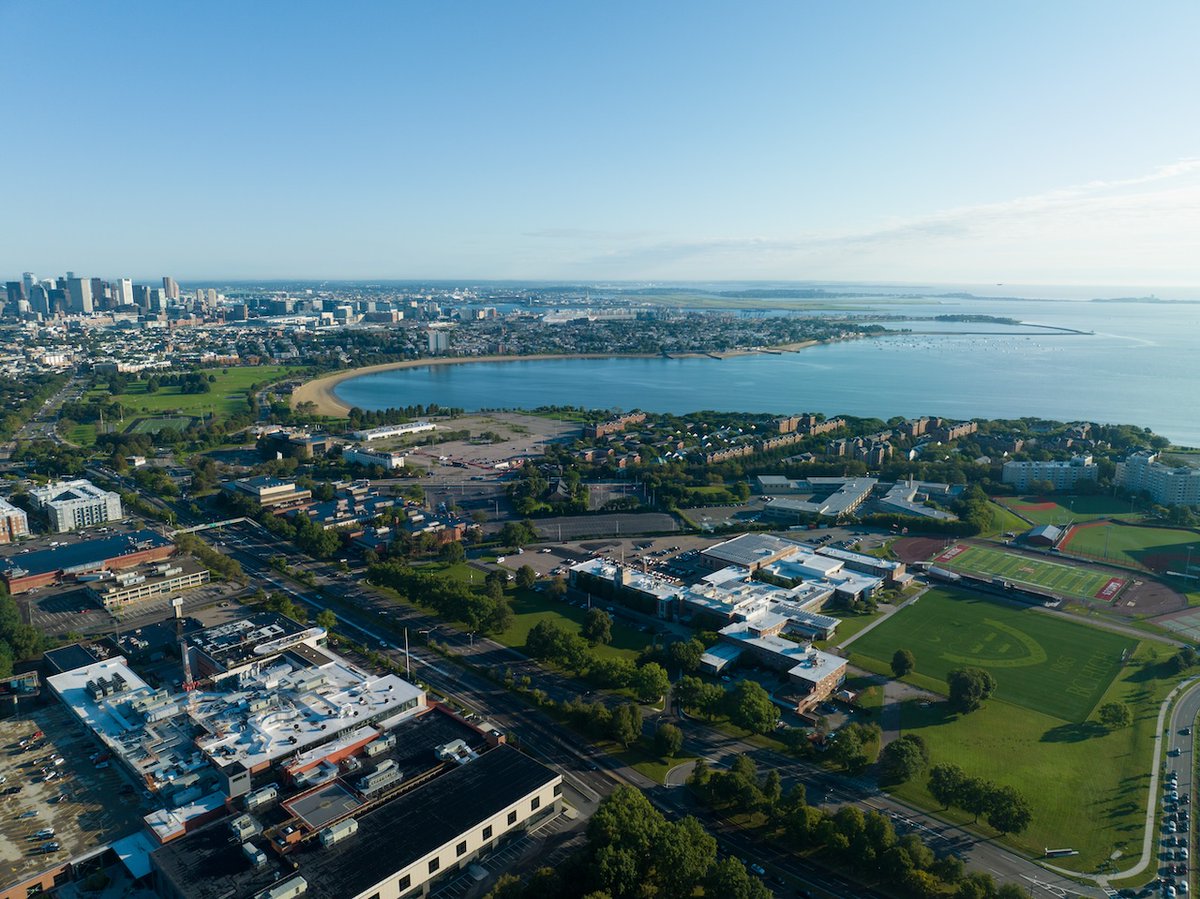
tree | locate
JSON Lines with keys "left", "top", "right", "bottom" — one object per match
{"left": 891, "top": 648, "right": 916, "bottom": 678}
{"left": 928, "top": 763, "right": 967, "bottom": 810}
{"left": 655, "top": 816, "right": 717, "bottom": 899}
{"left": 315, "top": 609, "right": 338, "bottom": 632}
{"left": 959, "top": 777, "right": 995, "bottom": 823}
{"left": 610, "top": 702, "right": 642, "bottom": 747}
{"left": 830, "top": 722, "right": 881, "bottom": 774}
{"left": 666, "top": 638, "right": 704, "bottom": 674}
{"left": 516, "top": 564, "right": 537, "bottom": 589}
{"left": 654, "top": 722, "right": 683, "bottom": 758}
{"left": 704, "top": 858, "right": 773, "bottom": 899}
{"left": 675, "top": 676, "right": 724, "bottom": 718}
{"left": 985, "top": 785, "right": 1033, "bottom": 835}
{"left": 632, "top": 662, "right": 670, "bottom": 703}
{"left": 1097, "top": 700, "right": 1133, "bottom": 729}
{"left": 947, "top": 666, "right": 997, "bottom": 714}
{"left": 725, "top": 680, "right": 779, "bottom": 734}
{"left": 440, "top": 540, "right": 465, "bottom": 563}
{"left": 582, "top": 608, "right": 613, "bottom": 645}
{"left": 879, "top": 734, "right": 930, "bottom": 784}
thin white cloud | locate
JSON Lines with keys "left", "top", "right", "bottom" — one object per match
{"left": 566, "top": 159, "right": 1200, "bottom": 283}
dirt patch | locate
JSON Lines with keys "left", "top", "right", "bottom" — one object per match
{"left": 892, "top": 536, "right": 949, "bottom": 564}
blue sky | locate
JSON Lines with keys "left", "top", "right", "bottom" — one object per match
{"left": 2, "top": 1, "right": 1198, "bottom": 283}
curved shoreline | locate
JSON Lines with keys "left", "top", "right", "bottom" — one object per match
{"left": 290, "top": 342, "right": 820, "bottom": 417}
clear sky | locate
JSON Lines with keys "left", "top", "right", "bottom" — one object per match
{"left": 2, "top": 1, "right": 1198, "bottom": 284}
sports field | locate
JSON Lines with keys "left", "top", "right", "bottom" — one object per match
{"left": 98, "top": 365, "right": 301, "bottom": 419}
{"left": 933, "top": 543, "right": 1124, "bottom": 602}
{"left": 996, "top": 495, "right": 1140, "bottom": 527}
{"left": 1061, "top": 521, "right": 1200, "bottom": 574}
{"left": 851, "top": 587, "right": 1135, "bottom": 722}
{"left": 127, "top": 416, "right": 198, "bottom": 434}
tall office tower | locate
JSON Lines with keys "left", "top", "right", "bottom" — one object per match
{"left": 22, "top": 272, "right": 36, "bottom": 297}
{"left": 113, "top": 278, "right": 134, "bottom": 306}
{"left": 149, "top": 288, "right": 167, "bottom": 312}
{"left": 5, "top": 280, "right": 26, "bottom": 306}
{"left": 29, "top": 284, "right": 50, "bottom": 316}
{"left": 206, "top": 288, "right": 218, "bottom": 304}
{"left": 195, "top": 288, "right": 205, "bottom": 303}
{"left": 133, "top": 284, "right": 151, "bottom": 310}
{"left": 163, "top": 276, "right": 180, "bottom": 300}
{"left": 66, "top": 276, "right": 94, "bottom": 314}
{"left": 90, "top": 277, "right": 108, "bottom": 309}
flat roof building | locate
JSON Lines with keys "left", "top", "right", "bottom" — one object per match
{"left": 351, "top": 421, "right": 436, "bottom": 442}
{"left": 343, "top": 445, "right": 407, "bottom": 470}
{"left": 0, "top": 496, "right": 30, "bottom": 544}
{"left": 222, "top": 476, "right": 313, "bottom": 508}
{"left": 151, "top": 744, "right": 561, "bottom": 899}
{"left": 1117, "top": 451, "right": 1200, "bottom": 507}
{"left": 1002, "top": 456, "right": 1098, "bottom": 492}
{"left": 28, "top": 478, "right": 123, "bottom": 532}
{"left": 85, "top": 557, "right": 210, "bottom": 613}
{"left": 0, "top": 529, "right": 174, "bottom": 594}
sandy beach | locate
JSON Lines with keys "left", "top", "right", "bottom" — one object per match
{"left": 290, "top": 342, "right": 820, "bottom": 418}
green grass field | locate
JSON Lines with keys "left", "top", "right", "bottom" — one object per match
{"left": 889, "top": 638, "right": 1176, "bottom": 868}
{"left": 101, "top": 365, "right": 300, "bottom": 419}
{"left": 996, "top": 494, "right": 1141, "bottom": 527}
{"left": 856, "top": 588, "right": 1175, "bottom": 867}
{"left": 850, "top": 588, "right": 1134, "bottom": 721}
{"left": 932, "top": 543, "right": 1119, "bottom": 601}
{"left": 495, "top": 588, "right": 652, "bottom": 663}
{"left": 127, "top": 415, "right": 199, "bottom": 434}
{"left": 1061, "top": 521, "right": 1200, "bottom": 573}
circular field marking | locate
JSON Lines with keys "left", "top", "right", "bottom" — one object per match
{"left": 940, "top": 619, "right": 1048, "bottom": 668}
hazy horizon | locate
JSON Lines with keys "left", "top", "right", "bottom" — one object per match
{"left": 4, "top": 2, "right": 1198, "bottom": 284}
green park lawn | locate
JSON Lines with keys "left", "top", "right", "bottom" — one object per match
{"left": 851, "top": 588, "right": 1134, "bottom": 721}
{"left": 981, "top": 501, "right": 1031, "bottom": 537}
{"left": 1060, "top": 521, "right": 1200, "bottom": 573}
{"left": 852, "top": 586, "right": 1176, "bottom": 868}
{"left": 494, "top": 588, "right": 652, "bottom": 663}
{"left": 996, "top": 494, "right": 1141, "bottom": 527}
{"left": 101, "top": 365, "right": 300, "bottom": 420}
{"left": 814, "top": 608, "right": 884, "bottom": 650}
{"left": 888, "top": 639, "right": 1176, "bottom": 869}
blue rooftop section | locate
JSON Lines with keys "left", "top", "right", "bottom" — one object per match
{"left": 1, "top": 529, "right": 172, "bottom": 578}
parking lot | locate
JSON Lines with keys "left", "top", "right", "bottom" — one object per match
{"left": 0, "top": 704, "right": 147, "bottom": 881}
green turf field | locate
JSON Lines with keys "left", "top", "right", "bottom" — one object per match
{"left": 850, "top": 588, "right": 1134, "bottom": 721}
{"left": 932, "top": 543, "right": 1119, "bottom": 601}
{"left": 127, "top": 415, "right": 199, "bottom": 434}
{"left": 1061, "top": 521, "right": 1200, "bottom": 573}
{"left": 996, "top": 495, "right": 1140, "bottom": 527}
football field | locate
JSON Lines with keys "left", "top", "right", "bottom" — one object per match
{"left": 850, "top": 587, "right": 1135, "bottom": 722}
{"left": 933, "top": 543, "right": 1124, "bottom": 602}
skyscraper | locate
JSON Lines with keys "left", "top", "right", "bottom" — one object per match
{"left": 21, "top": 272, "right": 36, "bottom": 297}
{"left": 66, "top": 276, "right": 94, "bottom": 314}
{"left": 162, "top": 276, "right": 180, "bottom": 301}
{"left": 113, "top": 278, "right": 134, "bottom": 306}
{"left": 90, "top": 277, "right": 108, "bottom": 309}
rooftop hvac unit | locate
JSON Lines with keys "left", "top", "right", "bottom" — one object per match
{"left": 242, "top": 841, "right": 267, "bottom": 867}
{"left": 230, "top": 814, "right": 259, "bottom": 841}
{"left": 254, "top": 874, "right": 308, "bottom": 899}
{"left": 363, "top": 733, "right": 396, "bottom": 757}
{"left": 318, "top": 817, "right": 358, "bottom": 847}
{"left": 245, "top": 784, "right": 279, "bottom": 810}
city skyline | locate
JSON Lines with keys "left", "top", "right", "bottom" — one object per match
{"left": 3, "top": 2, "right": 1198, "bottom": 284}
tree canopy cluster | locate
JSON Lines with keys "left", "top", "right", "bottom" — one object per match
{"left": 688, "top": 756, "right": 1026, "bottom": 899}
{"left": 484, "top": 785, "right": 769, "bottom": 899}
{"left": 0, "top": 591, "right": 44, "bottom": 678}
{"left": 368, "top": 560, "right": 514, "bottom": 635}
{"left": 927, "top": 763, "right": 1033, "bottom": 835}
{"left": 676, "top": 676, "right": 779, "bottom": 734}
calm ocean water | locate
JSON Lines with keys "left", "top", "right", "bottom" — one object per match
{"left": 333, "top": 292, "right": 1200, "bottom": 447}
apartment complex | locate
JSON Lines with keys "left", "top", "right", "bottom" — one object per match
{"left": 0, "top": 496, "right": 30, "bottom": 543}
{"left": 28, "top": 478, "right": 123, "bottom": 532}
{"left": 1117, "top": 451, "right": 1200, "bottom": 507}
{"left": 1001, "top": 455, "right": 1098, "bottom": 492}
